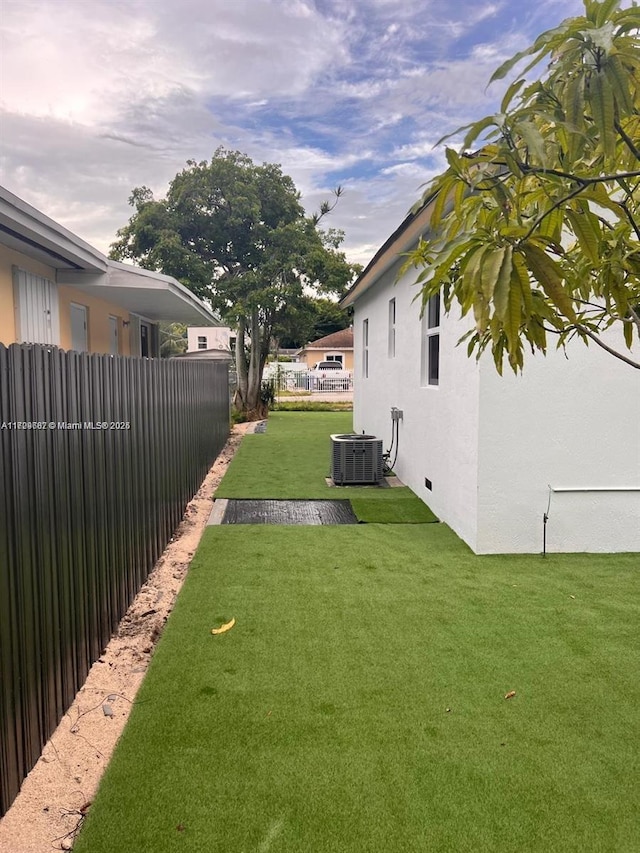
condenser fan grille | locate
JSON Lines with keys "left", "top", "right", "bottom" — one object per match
{"left": 330, "top": 434, "right": 384, "bottom": 485}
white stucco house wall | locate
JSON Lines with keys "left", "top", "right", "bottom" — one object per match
{"left": 341, "top": 198, "right": 640, "bottom": 555}
{"left": 187, "top": 325, "right": 236, "bottom": 354}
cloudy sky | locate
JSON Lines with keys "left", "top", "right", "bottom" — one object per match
{"left": 1, "top": 0, "right": 586, "bottom": 266}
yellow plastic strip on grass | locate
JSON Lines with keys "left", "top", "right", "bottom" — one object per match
{"left": 211, "top": 617, "right": 236, "bottom": 635}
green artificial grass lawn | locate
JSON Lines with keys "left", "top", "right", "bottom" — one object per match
{"left": 75, "top": 524, "right": 640, "bottom": 853}
{"left": 217, "top": 411, "right": 437, "bottom": 523}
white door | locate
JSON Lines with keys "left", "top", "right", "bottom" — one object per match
{"left": 109, "top": 316, "right": 119, "bottom": 354}
{"left": 70, "top": 303, "right": 88, "bottom": 352}
{"left": 13, "top": 267, "right": 60, "bottom": 345}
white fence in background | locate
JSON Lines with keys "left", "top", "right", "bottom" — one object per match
{"left": 264, "top": 364, "right": 353, "bottom": 393}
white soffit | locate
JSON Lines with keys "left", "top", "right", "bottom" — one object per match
{"left": 58, "top": 263, "right": 220, "bottom": 326}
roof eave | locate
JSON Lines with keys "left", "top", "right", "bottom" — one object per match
{"left": 57, "top": 263, "right": 221, "bottom": 326}
{"left": 298, "top": 345, "right": 354, "bottom": 352}
{"left": 0, "top": 186, "right": 108, "bottom": 273}
{"left": 340, "top": 191, "right": 438, "bottom": 309}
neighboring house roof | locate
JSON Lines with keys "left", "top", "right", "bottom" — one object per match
{"left": 173, "top": 348, "right": 233, "bottom": 361}
{"left": 340, "top": 190, "right": 439, "bottom": 309}
{"left": 0, "top": 185, "right": 220, "bottom": 326}
{"left": 298, "top": 328, "right": 354, "bottom": 353}
{"left": 188, "top": 325, "right": 234, "bottom": 334}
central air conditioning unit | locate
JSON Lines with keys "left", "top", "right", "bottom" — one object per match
{"left": 330, "top": 434, "right": 384, "bottom": 485}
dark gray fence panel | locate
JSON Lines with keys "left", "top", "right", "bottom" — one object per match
{"left": 0, "top": 344, "right": 229, "bottom": 816}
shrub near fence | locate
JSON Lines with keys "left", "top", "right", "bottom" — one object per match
{"left": 0, "top": 344, "right": 229, "bottom": 817}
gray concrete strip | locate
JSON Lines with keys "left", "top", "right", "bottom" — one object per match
{"left": 324, "top": 475, "right": 404, "bottom": 488}
{"left": 385, "top": 476, "right": 404, "bottom": 488}
{"left": 207, "top": 499, "right": 228, "bottom": 526}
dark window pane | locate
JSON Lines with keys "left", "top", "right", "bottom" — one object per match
{"left": 428, "top": 334, "right": 439, "bottom": 385}
{"left": 363, "top": 319, "right": 369, "bottom": 377}
{"left": 428, "top": 293, "right": 440, "bottom": 328}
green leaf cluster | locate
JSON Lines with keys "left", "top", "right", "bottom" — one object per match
{"left": 404, "top": 0, "right": 640, "bottom": 372}
{"left": 159, "top": 322, "right": 187, "bottom": 358}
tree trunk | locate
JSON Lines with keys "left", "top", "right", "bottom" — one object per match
{"left": 234, "top": 317, "right": 249, "bottom": 410}
{"left": 247, "top": 309, "right": 261, "bottom": 404}
{"left": 233, "top": 310, "right": 269, "bottom": 419}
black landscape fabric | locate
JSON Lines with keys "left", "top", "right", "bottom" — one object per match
{"left": 221, "top": 499, "right": 358, "bottom": 525}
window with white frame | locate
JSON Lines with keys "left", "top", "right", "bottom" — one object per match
{"left": 325, "top": 353, "right": 343, "bottom": 363}
{"left": 362, "top": 318, "right": 369, "bottom": 378}
{"left": 388, "top": 297, "right": 396, "bottom": 358}
{"left": 421, "top": 293, "right": 440, "bottom": 386}
{"left": 197, "top": 335, "right": 207, "bottom": 350}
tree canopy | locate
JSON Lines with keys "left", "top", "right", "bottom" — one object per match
{"left": 111, "top": 148, "right": 358, "bottom": 415}
{"left": 276, "top": 296, "right": 351, "bottom": 349}
{"left": 403, "top": 0, "right": 640, "bottom": 372}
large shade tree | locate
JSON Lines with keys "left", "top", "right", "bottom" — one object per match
{"left": 276, "top": 295, "right": 352, "bottom": 349}
{"left": 111, "top": 148, "right": 358, "bottom": 417}
{"left": 404, "top": 0, "right": 640, "bottom": 372}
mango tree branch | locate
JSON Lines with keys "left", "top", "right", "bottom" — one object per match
{"left": 615, "top": 121, "right": 640, "bottom": 161}
{"left": 543, "top": 323, "right": 640, "bottom": 369}
{"left": 618, "top": 199, "right": 640, "bottom": 241}
{"left": 519, "top": 184, "right": 587, "bottom": 243}
{"left": 575, "top": 324, "right": 640, "bottom": 369}
{"left": 518, "top": 165, "right": 640, "bottom": 184}
{"left": 628, "top": 305, "right": 640, "bottom": 337}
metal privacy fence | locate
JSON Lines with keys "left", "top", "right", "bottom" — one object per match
{"left": 0, "top": 344, "right": 229, "bottom": 816}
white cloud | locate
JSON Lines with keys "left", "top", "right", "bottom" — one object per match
{"left": 2, "top": 2, "right": 191, "bottom": 125}
{"left": 1, "top": 0, "right": 348, "bottom": 126}
{"left": 0, "top": 0, "right": 588, "bottom": 266}
{"left": 380, "top": 162, "right": 426, "bottom": 177}
{"left": 391, "top": 136, "right": 443, "bottom": 159}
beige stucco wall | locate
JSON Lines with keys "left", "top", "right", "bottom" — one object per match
{"left": 300, "top": 349, "right": 354, "bottom": 370}
{"left": 0, "top": 245, "right": 58, "bottom": 345}
{"left": 0, "top": 245, "right": 133, "bottom": 354}
{"left": 57, "top": 285, "right": 131, "bottom": 355}
{"left": 0, "top": 240, "right": 172, "bottom": 361}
